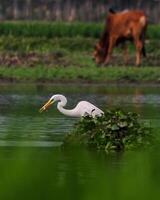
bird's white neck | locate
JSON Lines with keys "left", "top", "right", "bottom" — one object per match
{"left": 56, "top": 96, "right": 79, "bottom": 117}
{"left": 57, "top": 103, "right": 78, "bottom": 117}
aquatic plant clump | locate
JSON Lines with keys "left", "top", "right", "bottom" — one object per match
{"left": 65, "top": 109, "right": 152, "bottom": 152}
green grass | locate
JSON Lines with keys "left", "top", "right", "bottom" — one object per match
{"left": 0, "top": 65, "right": 159, "bottom": 82}
{"left": 0, "top": 21, "right": 159, "bottom": 39}
{"left": 0, "top": 36, "right": 95, "bottom": 53}
{"left": 0, "top": 34, "right": 159, "bottom": 56}
{"left": 0, "top": 22, "right": 101, "bottom": 38}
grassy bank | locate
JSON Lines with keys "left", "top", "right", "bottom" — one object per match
{"left": 0, "top": 66, "right": 159, "bottom": 83}
{"left": 0, "top": 22, "right": 159, "bottom": 83}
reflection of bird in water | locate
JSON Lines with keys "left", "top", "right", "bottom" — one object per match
{"left": 40, "top": 94, "right": 104, "bottom": 118}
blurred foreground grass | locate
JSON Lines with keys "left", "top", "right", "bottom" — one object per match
{"left": 0, "top": 146, "right": 160, "bottom": 200}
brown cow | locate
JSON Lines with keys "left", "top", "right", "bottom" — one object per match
{"left": 93, "top": 9, "right": 147, "bottom": 66}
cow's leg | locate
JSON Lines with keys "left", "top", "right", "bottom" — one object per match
{"left": 104, "top": 37, "right": 116, "bottom": 65}
{"left": 134, "top": 38, "right": 143, "bottom": 66}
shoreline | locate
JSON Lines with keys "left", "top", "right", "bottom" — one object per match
{"left": 0, "top": 66, "right": 159, "bottom": 84}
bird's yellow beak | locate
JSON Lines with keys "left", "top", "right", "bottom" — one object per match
{"left": 39, "top": 99, "right": 54, "bottom": 113}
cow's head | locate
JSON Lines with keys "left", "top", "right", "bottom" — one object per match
{"left": 92, "top": 42, "right": 106, "bottom": 64}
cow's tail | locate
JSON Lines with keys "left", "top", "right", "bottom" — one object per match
{"left": 142, "top": 43, "right": 146, "bottom": 57}
{"left": 108, "top": 7, "right": 116, "bottom": 14}
{"left": 141, "top": 30, "right": 146, "bottom": 57}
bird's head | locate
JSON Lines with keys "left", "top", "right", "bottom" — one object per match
{"left": 39, "top": 94, "right": 66, "bottom": 113}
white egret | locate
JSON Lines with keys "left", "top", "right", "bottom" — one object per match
{"left": 39, "top": 94, "right": 104, "bottom": 118}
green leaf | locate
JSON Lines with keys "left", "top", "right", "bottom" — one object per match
{"left": 111, "top": 124, "right": 119, "bottom": 130}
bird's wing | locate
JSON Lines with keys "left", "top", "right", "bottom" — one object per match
{"left": 78, "top": 101, "right": 103, "bottom": 117}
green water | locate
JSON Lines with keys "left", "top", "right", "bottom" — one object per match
{"left": 0, "top": 83, "right": 159, "bottom": 200}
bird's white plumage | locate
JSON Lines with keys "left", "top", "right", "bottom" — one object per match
{"left": 73, "top": 101, "right": 103, "bottom": 117}
{"left": 50, "top": 94, "right": 104, "bottom": 117}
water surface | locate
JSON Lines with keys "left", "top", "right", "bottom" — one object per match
{"left": 0, "top": 83, "right": 159, "bottom": 200}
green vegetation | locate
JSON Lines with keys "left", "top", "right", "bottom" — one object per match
{"left": 0, "top": 36, "right": 95, "bottom": 53}
{"left": 0, "top": 66, "right": 160, "bottom": 82}
{"left": 0, "top": 35, "right": 160, "bottom": 54}
{"left": 0, "top": 22, "right": 101, "bottom": 38}
{"left": 64, "top": 109, "right": 153, "bottom": 152}
{"left": 0, "top": 22, "right": 159, "bottom": 39}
